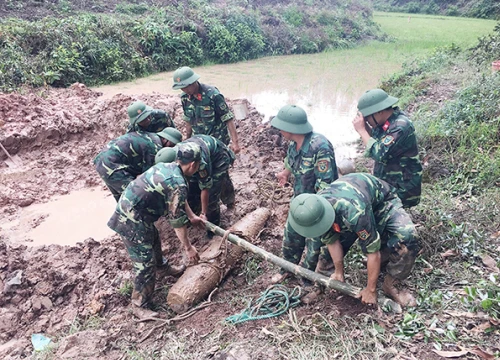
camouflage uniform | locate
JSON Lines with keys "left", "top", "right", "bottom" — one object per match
{"left": 127, "top": 110, "right": 176, "bottom": 133}
{"left": 107, "top": 163, "right": 190, "bottom": 305}
{"left": 94, "top": 131, "right": 163, "bottom": 201}
{"left": 365, "top": 108, "right": 422, "bottom": 208}
{"left": 181, "top": 83, "right": 234, "bottom": 145}
{"left": 319, "top": 173, "right": 418, "bottom": 280}
{"left": 180, "top": 135, "right": 235, "bottom": 226}
{"left": 282, "top": 132, "right": 338, "bottom": 272}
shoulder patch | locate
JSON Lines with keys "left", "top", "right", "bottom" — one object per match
{"left": 198, "top": 169, "right": 208, "bottom": 178}
{"left": 381, "top": 135, "right": 395, "bottom": 146}
{"left": 357, "top": 229, "right": 370, "bottom": 241}
{"left": 332, "top": 223, "right": 341, "bottom": 232}
{"left": 317, "top": 159, "right": 329, "bottom": 173}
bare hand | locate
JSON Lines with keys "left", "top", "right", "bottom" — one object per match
{"left": 330, "top": 271, "right": 344, "bottom": 282}
{"left": 199, "top": 213, "right": 208, "bottom": 222}
{"left": 185, "top": 245, "right": 200, "bottom": 266}
{"left": 276, "top": 170, "right": 289, "bottom": 186}
{"left": 352, "top": 111, "right": 367, "bottom": 134}
{"left": 189, "top": 215, "right": 205, "bottom": 229}
{"left": 356, "top": 287, "right": 377, "bottom": 305}
{"left": 231, "top": 143, "right": 241, "bottom": 154}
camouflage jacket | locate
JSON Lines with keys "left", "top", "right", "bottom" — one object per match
{"left": 127, "top": 110, "right": 176, "bottom": 133}
{"left": 180, "top": 135, "right": 235, "bottom": 190}
{"left": 94, "top": 131, "right": 162, "bottom": 178}
{"left": 181, "top": 83, "right": 234, "bottom": 145}
{"left": 319, "top": 173, "right": 402, "bottom": 254}
{"left": 107, "top": 163, "right": 189, "bottom": 231}
{"left": 364, "top": 108, "right": 422, "bottom": 207}
{"left": 285, "top": 132, "right": 338, "bottom": 196}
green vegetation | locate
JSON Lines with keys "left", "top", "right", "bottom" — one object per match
{"left": 373, "top": 0, "right": 500, "bottom": 19}
{"left": 0, "top": 0, "right": 384, "bottom": 91}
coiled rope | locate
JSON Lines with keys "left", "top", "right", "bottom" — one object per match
{"left": 225, "top": 284, "right": 302, "bottom": 325}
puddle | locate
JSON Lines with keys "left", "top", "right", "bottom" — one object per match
{"left": 1, "top": 187, "right": 116, "bottom": 246}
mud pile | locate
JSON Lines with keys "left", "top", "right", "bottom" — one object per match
{"left": 0, "top": 84, "right": 302, "bottom": 358}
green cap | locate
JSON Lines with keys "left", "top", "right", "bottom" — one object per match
{"left": 155, "top": 147, "right": 177, "bottom": 164}
{"left": 157, "top": 128, "right": 183, "bottom": 144}
{"left": 172, "top": 66, "right": 200, "bottom": 90}
{"left": 271, "top": 105, "right": 312, "bottom": 134}
{"left": 357, "top": 89, "right": 398, "bottom": 117}
{"left": 288, "top": 194, "right": 335, "bottom": 238}
{"left": 176, "top": 142, "right": 201, "bottom": 164}
{"left": 127, "top": 101, "right": 153, "bottom": 126}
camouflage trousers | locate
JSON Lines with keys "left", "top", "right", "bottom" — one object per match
{"left": 335, "top": 207, "right": 418, "bottom": 280}
{"left": 282, "top": 221, "right": 324, "bottom": 273}
{"left": 112, "top": 218, "right": 164, "bottom": 306}
{"left": 188, "top": 173, "right": 235, "bottom": 226}
{"left": 97, "top": 169, "right": 135, "bottom": 202}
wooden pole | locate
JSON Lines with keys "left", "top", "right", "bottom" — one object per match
{"left": 205, "top": 221, "right": 402, "bottom": 313}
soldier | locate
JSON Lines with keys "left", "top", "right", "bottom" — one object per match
{"left": 176, "top": 135, "right": 235, "bottom": 235}
{"left": 94, "top": 127, "right": 183, "bottom": 201}
{"left": 353, "top": 89, "right": 422, "bottom": 208}
{"left": 270, "top": 105, "right": 338, "bottom": 286}
{"left": 155, "top": 147, "right": 177, "bottom": 165}
{"left": 288, "top": 173, "right": 419, "bottom": 306}
{"left": 172, "top": 66, "right": 241, "bottom": 154}
{"left": 127, "top": 100, "right": 176, "bottom": 133}
{"left": 107, "top": 145, "right": 203, "bottom": 307}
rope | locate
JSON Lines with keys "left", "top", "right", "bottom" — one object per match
{"left": 254, "top": 179, "right": 293, "bottom": 205}
{"left": 198, "top": 230, "right": 231, "bottom": 283}
{"left": 225, "top": 284, "right": 302, "bottom": 325}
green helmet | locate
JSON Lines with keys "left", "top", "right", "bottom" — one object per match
{"left": 157, "top": 128, "right": 183, "bottom": 145}
{"left": 172, "top": 66, "right": 200, "bottom": 90}
{"left": 288, "top": 194, "right": 335, "bottom": 238}
{"left": 128, "top": 101, "right": 153, "bottom": 126}
{"left": 155, "top": 147, "right": 177, "bottom": 164}
{"left": 176, "top": 142, "right": 201, "bottom": 164}
{"left": 270, "top": 105, "right": 312, "bottom": 134}
{"left": 357, "top": 89, "right": 398, "bottom": 117}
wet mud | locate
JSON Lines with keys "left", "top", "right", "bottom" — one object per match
{"left": 0, "top": 84, "right": 370, "bottom": 359}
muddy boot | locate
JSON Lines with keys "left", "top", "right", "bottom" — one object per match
{"left": 316, "top": 258, "right": 335, "bottom": 277}
{"left": 301, "top": 286, "right": 322, "bottom": 305}
{"left": 130, "top": 282, "right": 155, "bottom": 308}
{"left": 157, "top": 257, "right": 186, "bottom": 277}
{"left": 382, "top": 275, "right": 416, "bottom": 307}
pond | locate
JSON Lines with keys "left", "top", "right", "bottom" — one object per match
{"left": 93, "top": 13, "right": 495, "bottom": 159}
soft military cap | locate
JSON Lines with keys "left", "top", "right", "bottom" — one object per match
{"left": 127, "top": 101, "right": 153, "bottom": 126}
{"left": 155, "top": 147, "right": 177, "bottom": 164}
{"left": 172, "top": 66, "right": 201, "bottom": 90}
{"left": 288, "top": 193, "right": 335, "bottom": 238}
{"left": 271, "top": 105, "right": 313, "bottom": 134}
{"left": 176, "top": 142, "right": 201, "bottom": 164}
{"left": 157, "top": 128, "right": 183, "bottom": 144}
{"left": 357, "top": 89, "right": 398, "bottom": 117}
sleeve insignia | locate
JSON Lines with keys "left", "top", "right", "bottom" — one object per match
{"left": 332, "top": 223, "right": 341, "bottom": 232}
{"left": 302, "top": 160, "right": 311, "bottom": 167}
{"left": 381, "top": 135, "right": 395, "bottom": 146}
{"left": 198, "top": 170, "right": 208, "bottom": 178}
{"left": 317, "top": 160, "right": 329, "bottom": 173}
{"left": 357, "top": 229, "right": 370, "bottom": 241}
{"left": 204, "top": 106, "right": 211, "bottom": 110}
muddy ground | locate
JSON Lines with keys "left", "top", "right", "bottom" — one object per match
{"left": 0, "top": 85, "right": 451, "bottom": 359}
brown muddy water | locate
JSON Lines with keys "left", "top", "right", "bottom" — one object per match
{"left": 1, "top": 188, "right": 116, "bottom": 246}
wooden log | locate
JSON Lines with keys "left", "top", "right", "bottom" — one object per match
{"left": 167, "top": 208, "right": 271, "bottom": 314}
{"left": 205, "top": 221, "right": 403, "bottom": 313}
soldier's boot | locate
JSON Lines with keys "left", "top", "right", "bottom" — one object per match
{"left": 130, "top": 282, "right": 155, "bottom": 308}
{"left": 301, "top": 281, "right": 323, "bottom": 305}
{"left": 316, "top": 257, "right": 335, "bottom": 277}
{"left": 157, "top": 257, "right": 186, "bottom": 277}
